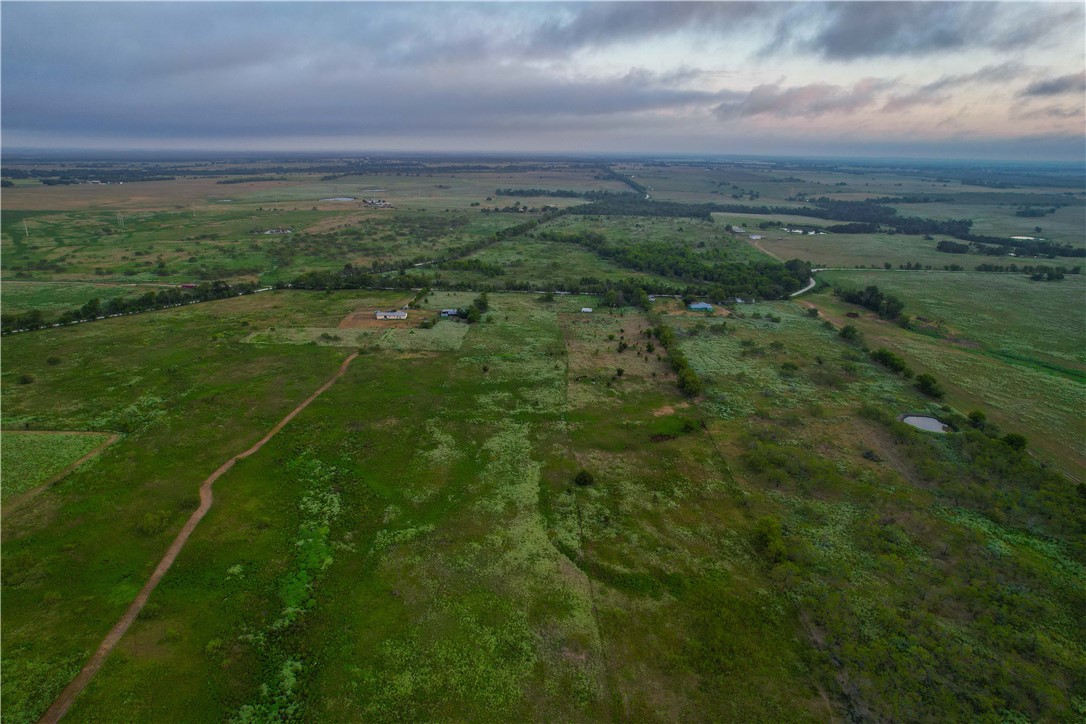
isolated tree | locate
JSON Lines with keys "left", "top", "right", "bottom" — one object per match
{"left": 915, "top": 373, "right": 944, "bottom": 400}
{"left": 1002, "top": 433, "right": 1027, "bottom": 451}
{"left": 574, "top": 470, "right": 595, "bottom": 487}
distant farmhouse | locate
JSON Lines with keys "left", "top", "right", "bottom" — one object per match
{"left": 440, "top": 309, "right": 459, "bottom": 317}
{"left": 375, "top": 309, "right": 408, "bottom": 320}
{"left": 688, "top": 302, "right": 714, "bottom": 311}
{"left": 581, "top": 307, "right": 593, "bottom": 313}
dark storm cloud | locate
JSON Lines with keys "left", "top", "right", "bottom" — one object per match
{"left": 714, "top": 78, "right": 893, "bottom": 119}
{"left": 1019, "top": 71, "right": 1086, "bottom": 97}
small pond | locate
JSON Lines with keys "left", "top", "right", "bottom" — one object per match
{"left": 901, "top": 415, "right": 948, "bottom": 433}
{"left": 320, "top": 197, "right": 356, "bottom": 202}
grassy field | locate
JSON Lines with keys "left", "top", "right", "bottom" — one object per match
{"left": 818, "top": 270, "right": 1086, "bottom": 370}
{"left": 0, "top": 281, "right": 169, "bottom": 319}
{"left": 0, "top": 432, "right": 114, "bottom": 501}
{"left": 3, "top": 288, "right": 1083, "bottom": 722}
{"left": 804, "top": 278, "right": 1086, "bottom": 477}
{"left": 731, "top": 228, "right": 977, "bottom": 268}
{"left": 2, "top": 160, "right": 1084, "bottom": 722}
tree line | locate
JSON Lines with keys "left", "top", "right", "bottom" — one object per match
{"left": 1, "top": 281, "right": 259, "bottom": 335}
{"left": 535, "top": 229, "right": 811, "bottom": 299}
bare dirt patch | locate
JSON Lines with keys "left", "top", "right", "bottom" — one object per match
{"left": 652, "top": 403, "right": 689, "bottom": 417}
{"left": 337, "top": 299, "right": 417, "bottom": 329}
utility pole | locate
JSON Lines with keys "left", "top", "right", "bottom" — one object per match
{"left": 23, "top": 220, "right": 29, "bottom": 238}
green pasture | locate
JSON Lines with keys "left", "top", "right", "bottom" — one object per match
{"left": 807, "top": 287, "right": 1086, "bottom": 477}
{"left": 818, "top": 270, "right": 1086, "bottom": 369}
{"left": 1, "top": 282, "right": 164, "bottom": 318}
{"left": 891, "top": 200, "right": 1086, "bottom": 248}
{"left": 0, "top": 432, "right": 114, "bottom": 501}
{"left": 545, "top": 214, "right": 772, "bottom": 264}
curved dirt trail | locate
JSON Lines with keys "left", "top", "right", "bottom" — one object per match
{"left": 38, "top": 352, "right": 359, "bottom": 724}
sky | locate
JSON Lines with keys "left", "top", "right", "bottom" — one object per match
{"left": 2, "top": 1, "right": 1084, "bottom": 161}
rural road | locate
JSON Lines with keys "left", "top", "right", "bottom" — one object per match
{"left": 790, "top": 277, "right": 817, "bottom": 297}
{"left": 38, "top": 351, "right": 359, "bottom": 724}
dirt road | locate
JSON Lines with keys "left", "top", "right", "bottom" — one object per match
{"left": 38, "top": 352, "right": 359, "bottom": 724}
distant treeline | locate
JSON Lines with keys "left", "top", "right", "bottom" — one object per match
{"left": 1, "top": 168, "right": 177, "bottom": 184}
{"left": 216, "top": 176, "right": 289, "bottom": 184}
{"left": 495, "top": 188, "right": 635, "bottom": 200}
{"left": 1, "top": 281, "right": 259, "bottom": 335}
{"left": 535, "top": 229, "right": 810, "bottom": 299}
{"left": 598, "top": 167, "right": 648, "bottom": 195}
{"left": 569, "top": 195, "right": 1084, "bottom": 257}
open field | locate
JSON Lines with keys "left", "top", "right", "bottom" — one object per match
{"left": 734, "top": 228, "right": 977, "bottom": 268}
{"left": 0, "top": 431, "right": 116, "bottom": 502}
{"left": 803, "top": 284, "right": 1086, "bottom": 477}
{"left": 3, "top": 286, "right": 1083, "bottom": 722}
{"left": 891, "top": 200, "right": 1086, "bottom": 248}
{"left": 2, "top": 158, "right": 1084, "bottom": 723}
{"left": 818, "top": 270, "right": 1086, "bottom": 370}
{"left": 0, "top": 281, "right": 169, "bottom": 318}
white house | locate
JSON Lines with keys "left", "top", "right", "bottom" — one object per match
{"left": 376, "top": 310, "right": 408, "bottom": 320}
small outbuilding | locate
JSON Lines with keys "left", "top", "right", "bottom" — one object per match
{"left": 581, "top": 307, "right": 593, "bottom": 313}
{"left": 688, "top": 302, "right": 714, "bottom": 311}
{"left": 376, "top": 310, "right": 408, "bottom": 320}
{"left": 440, "top": 309, "right": 459, "bottom": 317}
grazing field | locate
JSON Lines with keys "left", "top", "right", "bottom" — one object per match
{"left": 891, "top": 200, "right": 1086, "bottom": 248}
{"left": 2, "top": 157, "right": 1084, "bottom": 723}
{"left": 818, "top": 270, "right": 1086, "bottom": 369}
{"left": 0, "top": 431, "right": 115, "bottom": 501}
{"left": 0, "top": 281, "right": 166, "bottom": 318}
{"left": 733, "top": 228, "right": 975, "bottom": 268}
{"left": 803, "top": 283, "right": 1086, "bottom": 477}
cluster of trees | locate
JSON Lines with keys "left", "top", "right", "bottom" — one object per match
{"left": 457, "top": 292, "right": 490, "bottom": 323}
{"left": 652, "top": 324, "right": 702, "bottom": 397}
{"left": 834, "top": 285, "right": 905, "bottom": 320}
{"left": 936, "top": 240, "right": 971, "bottom": 254}
{"left": 1, "top": 281, "right": 258, "bottom": 335}
{"left": 937, "top": 237, "right": 1082, "bottom": 258}
{"left": 1014, "top": 206, "right": 1056, "bottom": 217}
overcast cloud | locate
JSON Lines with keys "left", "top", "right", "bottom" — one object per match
{"left": 2, "top": 2, "right": 1083, "bottom": 160}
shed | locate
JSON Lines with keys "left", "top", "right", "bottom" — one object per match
{"left": 375, "top": 310, "right": 408, "bottom": 320}
{"left": 688, "top": 302, "right": 714, "bottom": 311}
{"left": 581, "top": 307, "right": 593, "bottom": 313}
{"left": 440, "top": 309, "right": 459, "bottom": 317}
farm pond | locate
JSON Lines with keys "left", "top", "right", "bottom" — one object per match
{"left": 900, "top": 415, "right": 948, "bottom": 433}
